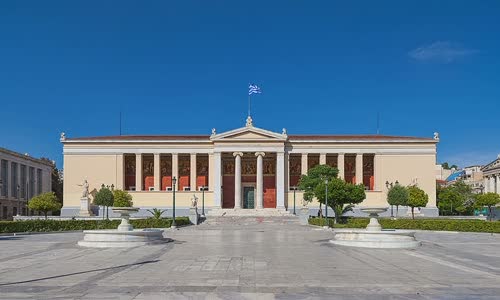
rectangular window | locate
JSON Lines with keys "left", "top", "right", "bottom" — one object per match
{"left": 1, "top": 160, "right": 8, "bottom": 197}
{"left": 29, "top": 167, "right": 35, "bottom": 199}
{"left": 11, "top": 162, "right": 18, "bottom": 198}
{"left": 37, "top": 169, "right": 42, "bottom": 195}
{"left": 20, "top": 165, "right": 26, "bottom": 199}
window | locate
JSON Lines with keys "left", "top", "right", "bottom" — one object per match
{"left": 1, "top": 160, "right": 8, "bottom": 197}
{"left": 2, "top": 206, "right": 7, "bottom": 219}
{"left": 20, "top": 165, "right": 26, "bottom": 198}
{"left": 37, "top": 169, "right": 42, "bottom": 195}
{"left": 11, "top": 162, "right": 18, "bottom": 198}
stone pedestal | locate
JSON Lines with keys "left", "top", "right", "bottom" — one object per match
{"left": 299, "top": 207, "right": 310, "bottom": 225}
{"left": 79, "top": 197, "right": 93, "bottom": 217}
{"left": 189, "top": 207, "right": 199, "bottom": 225}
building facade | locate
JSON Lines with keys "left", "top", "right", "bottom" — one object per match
{"left": 482, "top": 155, "right": 500, "bottom": 194}
{"left": 61, "top": 118, "right": 439, "bottom": 217}
{"left": 0, "top": 148, "right": 53, "bottom": 220}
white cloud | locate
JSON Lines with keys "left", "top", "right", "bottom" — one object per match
{"left": 409, "top": 41, "right": 478, "bottom": 63}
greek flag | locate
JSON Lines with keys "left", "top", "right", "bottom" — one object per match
{"left": 248, "top": 84, "right": 262, "bottom": 95}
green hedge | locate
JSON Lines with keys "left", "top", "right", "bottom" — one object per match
{"left": 0, "top": 217, "right": 191, "bottom": 234}
{"left": 308, "top": 217, "right": 500, "bottom": 233}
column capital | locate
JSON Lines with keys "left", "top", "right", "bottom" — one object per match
{"left": 233, "top": 152, "right": 243, "bottom": 157}
{"left": 255, "top": 152, "right": 266, "bottom": 157}
{"left": 338, "top": 152, "right": 345, "bottom": 156}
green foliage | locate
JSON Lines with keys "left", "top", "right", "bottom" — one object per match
{"left": 94, "top": 187, "right": 114, "bottom": 207}
{"left": 147, "top": 208, "right": 167, "bottom": 220}
{"left": 407, "top": 186, "right": 429, "bottom": 219}
{"left": 27, "top": 192, "right": 62, "bottom": 219}
{"left": 298, "top": 164, "right": 339, "bottom": 203}
{"left": 475, "top": 193, "right": 500, "bottom": 221}
{"left": 113, "top": 190, "right": 133, "bottom": 207}
{"left": 437, "top": 180, "right": 475, "bottom": 216}
{"left": 0, "top": 217, "right": 191, "bottom": 233}
{"left": 308, "top": 217, "right": 500, "bottom": 233}
{"left": 387, "top": 184, "right": 408, "bottom": 207}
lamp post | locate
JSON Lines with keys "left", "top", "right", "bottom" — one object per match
{"left": 292, "top": 186, "right": 297, "bottom": 215}
{"left": 172, "top": 177, "right": 177, "bottom": 229}
{"left": 201, "top": 185, "right": 206, "bottom": 217}
{"left": 325, "top": 179, "right": 329, "bottom": 226}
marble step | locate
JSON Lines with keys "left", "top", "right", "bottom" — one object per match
{"left": 206, "top": 208, "right": 294, "bottom": 217}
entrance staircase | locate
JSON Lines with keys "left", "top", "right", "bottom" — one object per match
{"left": 206, "top": 208, "right": 294, "bottom": 217}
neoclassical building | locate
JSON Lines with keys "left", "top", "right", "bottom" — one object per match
{"left": 482, "top": 155, "right": 500, "bottom": 194}
{"left": 61, "top": 117, "right": 439, "bottom": 216}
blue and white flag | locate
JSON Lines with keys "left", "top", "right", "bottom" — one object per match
{"left": 248, "top": 84, "right": 262, "bottom": 95}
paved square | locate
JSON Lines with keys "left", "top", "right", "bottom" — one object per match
{"left": 1, "top": 217, "right": 500, "bottom": 299}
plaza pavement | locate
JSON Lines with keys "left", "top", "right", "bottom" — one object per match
{"left": 0, "top": 216, "right": 500, "bottom": 299}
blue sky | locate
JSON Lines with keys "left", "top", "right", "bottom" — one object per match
{"left": 1, "top": 1, "right": 499, "bottom": 168}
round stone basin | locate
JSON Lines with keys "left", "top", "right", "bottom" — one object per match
{"left": 330, "top": 229, "right": 420, "bottom": 249}
{"left": 359, "top": 207, "right": 389, "bottom": 215}
{"left": 78, "top": 229, "right": 167, "bottom": 248}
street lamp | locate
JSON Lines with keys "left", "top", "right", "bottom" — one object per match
{"left": 325, "top": 179, "right": 329, "bottom": 226}
{"left": 291, "top": 186, "right": 297, "bottom": 215}
{"left": 172, "top": 177, "right": 177, "bottom": 229}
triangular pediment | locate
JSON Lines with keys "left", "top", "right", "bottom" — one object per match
{"left": 481, "top": 157, "right": 500, "bottom": 172}
{"left": 210, "top": 125, "right": 288, "bottom": 142}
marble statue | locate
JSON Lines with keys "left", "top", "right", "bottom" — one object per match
{"left": 60, "top": 132, "right": 66, "bottom": 141}
{"left": 433, "top": 132, "right": 439, "bottom": 140}
{"left": 211, "top": 128, "right": 216, "bottom": 136}
{"left": 246, "top": 116, "right": 253, "bottom": 127}
{"left": 78, "top": 180, "right": 90, "bottom": 198}
{"left": 282, "top": 128, "right": 287, "bottom": 135}
{"left": 191, "top": 194, "right": 198, "bottom": 208}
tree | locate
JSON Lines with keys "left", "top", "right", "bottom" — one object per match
{"left": 94, "top": 187, "right": 114, "bottom": 219}
{"left": 437, "top": 180, "right": 474, "bottom": 216}
{"left": 28, "top": 192, "right": 61, "bottom": 219}
{"left": 441, "top": 162, "right": 450, "bottom": 170}
{"left": 475, "top": 193, "right": 500, "bottom": 221}
{"left": 40, "top": 158, "right": 63, "bottom": 214}
{"left": 298, "top": 164, "right": 339, "bottom": 218}
{"left": 387, "top": 184, "right": 408, "bottom": 217}
{"left": 407, "top": 186, "right": 429, "bottom": 219}
{"left": 324, "top": 178, "right": 365, "bottom": 223}
{"left": 113, "top": 189, "right": 133, "bottom": 207}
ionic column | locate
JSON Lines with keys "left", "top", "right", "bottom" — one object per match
{"left": 135, "top": 154, "right": 142, "bottom": 191}
{"left": 276, "top": 152, "right": 285, "bottom": 209}
{"left": 484, "top": 177, "right": 489, "bottom": 193}
{"left": 301, "top": 153, "right": 308, "bottom": 175}
{"left": 7, "top": 161, "right": 12, "bottom": 198}
{"left": 338, "top": 153, "right": 345, "bottom": 179}
{"left": 496, "top": 175, "right": 500, "bottom": 194}
{"left": 355, "top": 153, "right": 363, "bottom": 185}
{"left": 190, "top": 153, "right": 197, "bottom": 191}
{"left": 255, "top": 152, "right": 265, "bottom": 209}
{"left": 213, "top": 152, "right": 222, "bottom": 207}
{"left": 373, "top": 154, "right": 379, "bottom": 190}
{"left": 490, "top": 176, "right": 496, "bottom": 194}
{"left": 233, "top": 152, "right": 243, "bottom": 209}
{"left": 154, "top": 154, "right": 160, "bottom": 191}
{"left": 172, "top": 153, "right": 178, "bottom": 191}
{"left": 116, "top": 154, "right": 124, "bottom": 190}
{"left": 319, "top": 153, "right": 326, "bottom": 165}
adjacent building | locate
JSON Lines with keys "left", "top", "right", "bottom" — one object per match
{"left": 61, "top": 117, "right": 439, "bottom": 217}
{"left": 481, "top": 155, "right": 500, "bottom": 194}
{"left": 0, "top": 148, "right": 53, "bottom": 220}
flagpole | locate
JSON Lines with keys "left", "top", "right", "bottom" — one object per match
{"left": 248, "top": 94, "right": 251, "bottom": 117}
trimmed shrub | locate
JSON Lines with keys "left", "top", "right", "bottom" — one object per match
{"left": 0, "top": 217, "right": 190, "bottom": 234}
{"left": 308, "top": 217, "right": 500, "bottom": 233}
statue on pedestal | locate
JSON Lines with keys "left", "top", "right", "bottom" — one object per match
{"left": 77, "top": 179, "right": 93, "bottom": 217}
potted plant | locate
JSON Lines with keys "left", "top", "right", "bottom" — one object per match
{"left": 111, "top": 190, "right": 138, "bottom": 231}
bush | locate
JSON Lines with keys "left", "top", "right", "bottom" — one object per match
{"left": 0, "top": 217, "right": 190, "bottom": 233}
{"left": 28, "top": 192, "right": 62, "bottom": 219}
{"left": 113, "top": 190, "right": 133, "bottom": 207}
{"left": 308, "top": 217, "right": 500, "bottom": 233}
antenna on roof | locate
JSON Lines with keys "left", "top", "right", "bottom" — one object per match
{"left": 376, "top": 112, "right": 380, "bottom": 135}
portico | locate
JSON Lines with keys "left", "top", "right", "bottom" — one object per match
{"left": 60, "top": 117, "right": 439, "bottom": 217}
